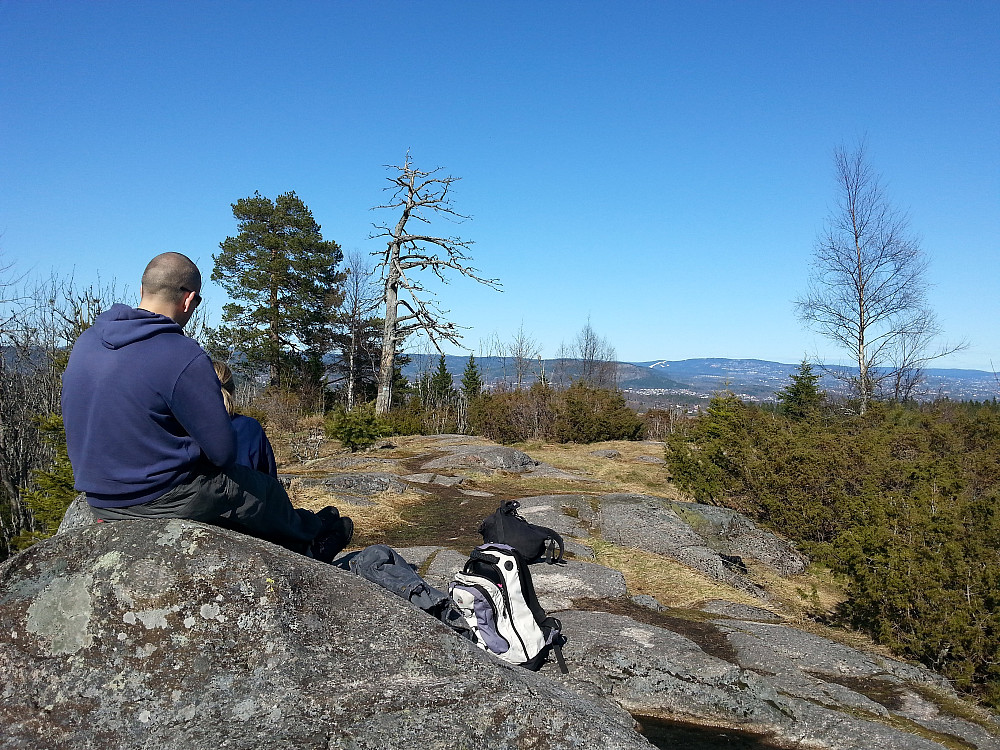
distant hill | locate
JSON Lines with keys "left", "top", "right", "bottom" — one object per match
{"left": 631, "top": 358, "right": 998, "bottom": 403}
{"left": 402, "top": 353, "right": 998, "bottom": 404}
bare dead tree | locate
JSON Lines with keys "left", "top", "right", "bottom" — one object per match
{"left": 551, "top": 341, "right": 571, "bottom": 390}
{"left": 371, "top": 153, "right": 501, "bottom": 414}
{"left": 795, "top": 141, "right": 963, "bottom": 413}
{"left": 484, "top": 331, "right": 508, "bottom": 389}
{"left": 0, "top": 252, "right": 26, "bottom": 332}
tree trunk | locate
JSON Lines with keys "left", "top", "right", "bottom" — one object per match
{"left": 269, "top": 262, "right": 280, "bottom": 387}
{"left": 375, "top": 262, "right": 399, "bottom": 415}
{"left": 346, "top": 327, "right": 356, "bottom": 411}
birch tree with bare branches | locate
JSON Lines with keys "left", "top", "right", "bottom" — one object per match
{"left": 796, "top": 141, "right": 962, "bottom": 413}
{"left": 573, "top": 318, "right": 619, "bottom": 389}
{"left": 332, "top": 251, "right": 383, "bottom": 409}
{"left": 371, "top": 154, "right": 500, "bottom": 414}
{"left": 508, "top": 323, "right": 540, "bottom": 389}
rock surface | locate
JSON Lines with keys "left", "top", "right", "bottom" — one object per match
{"left": 590, "top": 449, "right": 621, "bottom": 459}
{"left": 553, "top": 609, "right": 997, "bottom": 750}
{"left": 0, "top": 520, "right": 653, "bottom": 750}
{"left": 282, "top": 471, "right": 416, "bottom": 497}
{"left": 583, "top": 493, "right": 807, "bottom": 597}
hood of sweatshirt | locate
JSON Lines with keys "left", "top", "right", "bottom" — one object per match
{"left": 96, "top": 303, "right": 184, "bottom": 350}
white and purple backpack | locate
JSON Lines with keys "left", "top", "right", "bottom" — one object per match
{"left": 449, "top": 543, "right": 567, "bottom": 672}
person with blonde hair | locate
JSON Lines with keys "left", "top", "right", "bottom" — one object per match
{"left": 213, "top": 361, "right": 277, "bottom": 478}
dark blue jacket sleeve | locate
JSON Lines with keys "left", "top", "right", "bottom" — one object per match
{"left": 259, "top": 431, "right": 277, "bottom": 478}
{"left": 170, "top": 354, "right": 237, "bottom": 468}
{"left": 232, "top": 415, "right": 278, "bottom": 478}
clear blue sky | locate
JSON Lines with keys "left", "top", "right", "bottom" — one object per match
{"left": 2, "top": 1, "right": 997, "bottom": 370}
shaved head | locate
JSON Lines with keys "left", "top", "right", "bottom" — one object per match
{"left": 141, "top": 252, "right": 201, "bottom": 302}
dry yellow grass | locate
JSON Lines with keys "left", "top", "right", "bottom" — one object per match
{"left": 590, "top": 540, "right": 768, "bottom": 609}
{"left": 284, "top": 479, "right": 429, "bottom": 545}
{"left": 589, "top": 539, "right": 858, "bottom": 630}
{"left": 471, "top": 472, "right": 605, "bottom": 496}
{"left": 512, "top": 440, "right": 686, "bottom": 499}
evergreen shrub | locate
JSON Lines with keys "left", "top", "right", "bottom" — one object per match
{"left": 381, "top": 398, "right": 427, "bottom": 436}
{"left": 325, "top": 406, "right": 386, "bottom": 452}
{"left": 469, "top": 382, "right": 643, "bottom": 445}
{"left": 469, "top": 383, "right": 554, "bottom": 444}
{"left": 12, "top": 414, "right": 77, "bottom": 550}
{"left": 551, "top": 382, "right": 644, "bottom": 443}
{"left": 666, "top": 395, "right": 1000, "bottom": 706}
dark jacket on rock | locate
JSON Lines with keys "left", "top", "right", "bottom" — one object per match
{"left": 62, "top": 303, "right": 236, "bottom": 508}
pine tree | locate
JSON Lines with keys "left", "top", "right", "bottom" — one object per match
{"left": 212, "top": 191, "right": 346, "bottom": 387}
{"left": 776, "top": 360, "right": 825, "bottom": 420}
{"left": 12, "top": 414, "right": 77, "bottom": 549}
{"left": 461, "top": 354, "right": 483, "bottom": 401}
{"left": 430, "top": 355, "right": 455, "bottom": 404}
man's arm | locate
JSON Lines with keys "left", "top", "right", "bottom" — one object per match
{"left": 170, "top": 354, "right": 237, "bottom": 468}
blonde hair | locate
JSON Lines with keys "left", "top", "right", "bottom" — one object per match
{"left": 213, "top": 361, "right": 237, "bottom": 416}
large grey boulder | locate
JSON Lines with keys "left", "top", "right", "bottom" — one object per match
{"left": 715, "top": 618, "right": 1000, "bottom": 748}
{"left": 669, "top": 501, "right": 809, "bottom": 576}
{"left": 513, "top": 495, "right": 593, "bottom": 539}
{"left": 555, "top": 610, "right": 795, "bottom": 725}
{"left": 0, "top": 520, "right": 654, "bottom": 750}
{"left": 595, "top": 493, "right": 769, "bottom": 597}
{"left": 57, "top": 492, "right": 99, "bottom": 533}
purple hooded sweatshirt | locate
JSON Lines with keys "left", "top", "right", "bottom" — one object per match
{"left": 62, "top": 304, "right": 236, "bottom": 508}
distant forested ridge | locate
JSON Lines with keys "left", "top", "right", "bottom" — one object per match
{"left": 399, "top": 354, "right": 998, "bottom": 403}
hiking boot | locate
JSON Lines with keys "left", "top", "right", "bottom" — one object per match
{"left": 311, "top": 506, "right": 354, "bottom": 563}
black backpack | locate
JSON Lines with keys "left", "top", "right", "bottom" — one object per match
{"left": 478, "top": 500, "right": 565, "bottom": 564}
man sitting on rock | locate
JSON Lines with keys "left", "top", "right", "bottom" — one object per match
{"left": 61, "top": 251, "right": 352, "bottom": 561}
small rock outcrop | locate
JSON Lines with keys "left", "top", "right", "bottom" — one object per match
{"left": 590, "top": 449, "right": 621, "bottom": 459}
{"left": 281, "top": 471, "right": 414, "bottom": 498}
{"left": 0, "top": 520, "right": 653, "bottom": 750}
{"left": 580, "top": 493, "right": 808, "bottom": 596}
{"left": 420, "top": 445, "right": 539, "bottom": 473}
{"left": 555, "top": 610, "right": 996, "bottom": 750}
